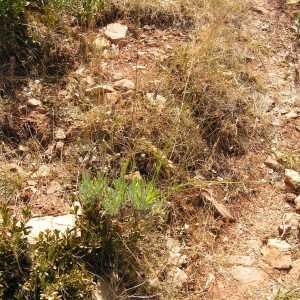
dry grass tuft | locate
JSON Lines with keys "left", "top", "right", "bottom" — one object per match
{"left": 166, "top": 0, "right": 264, "bottom": 156}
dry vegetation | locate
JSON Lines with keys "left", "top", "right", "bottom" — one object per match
{"left": 0, "top": 0, "right": 271, "bottom": 298}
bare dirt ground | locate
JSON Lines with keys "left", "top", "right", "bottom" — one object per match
{"left": 200, "top": 0, "right": 300, "bottom": 299}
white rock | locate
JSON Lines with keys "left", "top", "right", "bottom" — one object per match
{"left": 55, "top": 128, "right": 66, "bottom": 140}
{"left": 26, "top": 214, "right": 76, "bottom": 244}
{"left": 285, "top": 111, "right": 298, "bottom": 119}
{"left": 267, "top": 239, "right": 291, "bottom": 252}
{"left": 229, "top": 266, "right": 267, "bottom": 284}
{"left": 284, "top": 169, "right": 300, "bottom": 191}
{"left": 28, "top": 98, "right": 42, "bottom": 107}
{"left": 113, "top": 79, "right": 135, "bottom": 91}
{"left": 104, "top": 23, "right": 128, "bottom": 40}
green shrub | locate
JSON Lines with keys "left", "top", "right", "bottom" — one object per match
{"left": 0, "top": 0, "right": 27, "bottom": 18}
{"left": 0, "top": 206, "right": 30, "bottom": 299}
{"left": 18, "top": 231, "right": 93, "bottom": 300}
{"left": 0, "top": 175, "right": 163, "bottom": 298}
{"left": 46, "top": 0, "right": 106, "bottom": 25}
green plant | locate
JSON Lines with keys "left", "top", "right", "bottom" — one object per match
{"left": 0, "top": 0, "right": 27, "bottom": 18}
{"left": 0, "top": 205, "right": 30, "bottom": 299}
{"left": 46, "top": 0, "right": 106, "bottom": 25}
{"left": 18, "top": 231, "right": 93, "bottom": 300}
{"left": 274, "top": 288, "right": 300, "bottom": 300}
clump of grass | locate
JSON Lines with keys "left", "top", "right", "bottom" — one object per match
{"left": 111, "top": 0, "right": 197, "bottom": 28}
{"left": 77, "top": 97, "right": 207, "bottom": 181}
{"left": 167, "top": 0, "right": 262, "bottom": 155}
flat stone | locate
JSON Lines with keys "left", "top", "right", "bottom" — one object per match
{"left": 284, "top": 169, "right": 300, "bottom": 192}
{"left": 261, "top": 246, "right": 292, "bottom": 270}
{"left": 26, "top": 214, "right": 76, "bottom": 244}
{"left": 104, "top": 23, "right": 128, "bottom": 40}
{"left": 199, "top": 189, "right": 235, "bottom": 222}
{"left": 229, "top": 266, "right": 267, "bottom": 284}
{"left": 226, "top": 255, "right": 255, "bottom": 266}
{"left": 113, "top": 79, "right": 135, "bottom": 91}
{"left": 264, "top": 156, "right": 282, "bottom": 171}
{"left": 267, "top": 239, "right": 291, "bottom": 252}
{"left": 28, "top": 98, "right": 42, "bottom": 107}
{"left": 286, "top": 111, "right": 298, "bottom": 119}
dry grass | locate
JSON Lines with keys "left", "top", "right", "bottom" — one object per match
{"left": 110, "top": 0, "right": 198, "bottom": 27}
{"left": 166, "top": 0, "right": 264, "bottom": 156}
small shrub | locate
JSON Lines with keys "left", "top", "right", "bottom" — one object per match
{"left": 19, "top": 231, "right": 94, "bottom": 300}
{"left": 0, "top": 206, "right": 30, "bottom": 299}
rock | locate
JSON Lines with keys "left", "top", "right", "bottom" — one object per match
{"left": 33, "top": 164, "right": 51, "bottom": 178}
{"left": 86, "top": 84, "right": 115, "bottom": 95}
{"left": 264, "top": 156, "right": 282, "bottom": 171}
{"left": 283, "top": 212, "right": 300, "bottom": 229}
{"left": 104, "top": 23, "right": 128, "bottom": 40}
{"left": 199, "top": 189, "right": 235, "bottom": 222}
{"left": 112, "top": 72, "right": 123, "bottom": 81}
{"left": 285, "top": 111, "right": 298, "bottom": 119}
{"left": 267, "top": 239, "right": 291, "bottom": 252}
{"left": 146, "top": 93, "right": 167, "bottom": 107}
{"left": 93, "top": 36, "right": 110, "bottom": 51}
{"left": 284, "top": 169, "right": 300, "bottom": 192}
{"left": 55, "top": 128, "right": 66, "bottom": 140}
{"left": 26, "top": 214, "right": 76, "bottom": 244}
{"left": 260, "top": 95, "right": 274, "bottom": 112}
{"left": 289, "top": 259, "right": 300, "bottom": 280}
{"left": 229, "top": 266, "right": 267, "bottom": 284}
{"left": 124, "top": 171, "right": 142, "bottom": 181}
{"left": 113, "top": 79, "right": 135, "bottom": 91}
{"left": 166, "top": 238, "right": 187, "bottom": 266}
{"left": 294, "top": 195, "right": 300, "bottom": 212}
{"left": 28, "top": 98, "right": 42, "bottom": 107}
{"left": 226, "top": 255, "right": 255, "bottom": 266}
{"left": 172, "top": 268, "right": 188, "bottom": 287}
{"left": 285, "top": 193, "right": 297, "bottom": 203}
{"left": 47, "top": 181, "right": 62, "bottom": 195}
{"left": 261, "top": 246, "right": 292, "bottom": 270}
